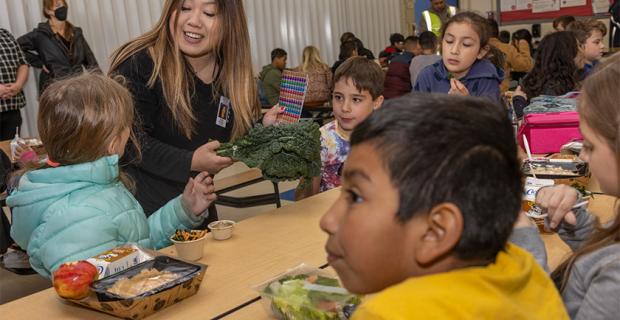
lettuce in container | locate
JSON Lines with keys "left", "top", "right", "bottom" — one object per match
{"left": 255, "top": 264, "right": 361, "bottom": 320}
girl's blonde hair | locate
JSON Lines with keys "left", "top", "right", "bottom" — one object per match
{"left": 552, "top": 52, "right": 620, "bottom": 291}
{"left": 109, "top": 0, "right": 260, "bottom": 139}
{"left": 299, "top": 46, "right": 329, "bottom": 73}
{"left": 42, "top": 0, "right": 74, "bottom": 40}
{"left": 35, "top": 72, "right": 140, "bottom": 189}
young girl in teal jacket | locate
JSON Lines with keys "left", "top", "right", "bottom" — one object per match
{"left": 7, "top": 73, "right": 217, "bottom": 278}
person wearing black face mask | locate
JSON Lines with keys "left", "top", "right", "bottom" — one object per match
{"left": 17, "top": 0, "right": 99, "bottom": 95}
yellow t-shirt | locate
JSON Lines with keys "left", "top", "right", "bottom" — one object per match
{"left": 352, "top": 244, "right": 568, "bottom": 320}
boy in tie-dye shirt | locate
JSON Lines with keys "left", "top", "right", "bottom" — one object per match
{"left": 319, "top": 121, "right": 350, "bottom": 191}
{"left": 297, "top": 57, "right": 385, "bottom": 198}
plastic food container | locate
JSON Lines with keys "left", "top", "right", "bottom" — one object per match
{"left": 254, "top": 264, "right": 361, "bottom": 320}
{"left": 64, "top": 255, "right": 207, "bottom": 320}
{"left": 207, "top": 220, "right": 236, "bottom": 240}
{"left": 522, "top": 158, "right": 588, "bottom": 179}
{"left": 170, "top": 231, "right": 207, "bottom": 261}
{"left": 91, "top": 256, "right": 202, "bottom": 301}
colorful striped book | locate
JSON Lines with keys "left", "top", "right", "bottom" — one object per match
{"left": 276, "top": 70, "right": 309, "bottom": 124}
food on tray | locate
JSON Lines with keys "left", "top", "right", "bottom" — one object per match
{"left": 527, "top": 164, "right": 577, "bottom": 175}
{"left": 91, "top": 256, "right": 203, "bottom": 302}
{"left": 522, "top": 158, "right": 587, "bottom": 177}
{"left": 106, "top": 268, "right": 180, "bottom": 299}
{"left": 171, "top": 229, "right": 206, "bottom": 242}
{"left": 53, "top": 260, "right": 98, "bottom": 300}
{"left": 262, "top": 273, "right": 361, "bottom": 320}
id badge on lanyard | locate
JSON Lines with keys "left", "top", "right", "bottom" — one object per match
{"left": 216, "top": 96, "right": 231, "bottom": 128}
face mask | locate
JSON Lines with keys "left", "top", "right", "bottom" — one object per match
{"left": 54, "top": 6, "right": 68, "bottom": 21}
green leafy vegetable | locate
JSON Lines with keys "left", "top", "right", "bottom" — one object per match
{"left": 217, "top": 122, "right": 321, "bottom": 184}
{"left": 262, "top": 274, "right": 361, "bottom": 320}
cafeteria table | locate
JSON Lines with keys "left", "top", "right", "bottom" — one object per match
{"left": 0, "top": 189, "right": 338, "bottom": 319}
{"left": 0, "top": 180, "right": 616, "bottom": 319}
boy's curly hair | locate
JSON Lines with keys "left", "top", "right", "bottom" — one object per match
{"left": 567, "top": 18, "right": 607, "bottom": 44}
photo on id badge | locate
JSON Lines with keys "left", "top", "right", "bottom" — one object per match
{"left": 216, "top": 96, "right": 231, "bottom": 128}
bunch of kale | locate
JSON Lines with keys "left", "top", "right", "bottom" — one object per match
{"left": 216, "top": 122, "right": 321, "bottom": 184}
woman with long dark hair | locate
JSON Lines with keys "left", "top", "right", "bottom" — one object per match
{"left": 109, "top": 0, "right": 280, "bottom": 218}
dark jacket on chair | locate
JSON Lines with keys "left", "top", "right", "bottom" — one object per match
{"left": 383, "top": 52, "right": 414, "bottom": 99}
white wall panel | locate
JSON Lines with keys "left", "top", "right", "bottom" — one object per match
{"left": 1, "top": 0, "right": 401, "bottom": 137}
{"left": 244, "top": 0, "right": 401, "bottom": 72}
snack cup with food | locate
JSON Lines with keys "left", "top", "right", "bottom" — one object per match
{"left": 207, "top": 220, "right": 235, "bottom": 240}
{"left": 255, "top": 264, "right": 361, "bottom": 320}
{"left": 170, "top": 230, "right": 207, "bottom": 261}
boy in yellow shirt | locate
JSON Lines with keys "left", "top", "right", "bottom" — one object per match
{"left": 320, "top": 93, "right": 568, "bottom": 319}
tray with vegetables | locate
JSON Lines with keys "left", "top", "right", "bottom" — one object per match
{"left": 255, "top": 264, "right": 361, "bottom": 320}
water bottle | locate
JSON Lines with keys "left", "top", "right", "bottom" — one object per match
{"left": 9, "top": 127, "right": 25, "bottom": 162}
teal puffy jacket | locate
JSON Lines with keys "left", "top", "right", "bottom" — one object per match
{"left": 7, "top": 155, "right": 203, "bottom": 278}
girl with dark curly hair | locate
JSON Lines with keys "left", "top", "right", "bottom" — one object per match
{"left": 511, "top": 31, "right": 584, "bottom": 117}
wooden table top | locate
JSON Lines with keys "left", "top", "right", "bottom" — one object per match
{"left": 221, "top": 194, "right": 617, "bottom": 319}
{"left": 1, "top": 179, "right": 616, "bottom": 319}
{"left": 0, "top": 189, "right": 338, "bottom": 319}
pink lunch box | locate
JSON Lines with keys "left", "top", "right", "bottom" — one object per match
{"left": 517, "top": 111, "right": 582, "bottom": 154}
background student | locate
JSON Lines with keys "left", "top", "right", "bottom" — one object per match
{"left": 567, "top": 19, "right": 607, "bottom": 79}
{"left": 414, "top": 12, "right": 503, "bottom": 103}
{"left": 487, "top": 18, "right": 532, "bottom": 93}
{"left": 512, "top": 31, "right": 582, "bottom": 118}
{"left": 297, "top": 57, "right": 384, "bottom": 199}
{"left": 409, "top": 31, "right": 440, "bottom": 88}
{"left": 332, "top": 40, "right": 359, "bottom": 74}
{"left": 260, "top": 48, "right": 288, "bottom": 106}
{"left": 295, "top": 46, "right": 332, "bottom": 105}
{"left": 383, "top": 36, "right": 420, "bottom": 99}
{"left": 553, "top": 15, "right": 576, "bottom": 32}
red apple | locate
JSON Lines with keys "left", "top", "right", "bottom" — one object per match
{"left": 52, "top": 260, "right": 98, "bottom": 300}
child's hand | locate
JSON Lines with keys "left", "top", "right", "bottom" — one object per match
{"left": 535, "top": 185, "right": 579, "bottom": 229}
{"left": 181, "top": 172, "right": 217, "bottom": 217}
{"left": 262, "top": 104, "right": 285, "bottom": 127}
{"left": 448, "top": 78, "right": 469, "bottom": 96}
